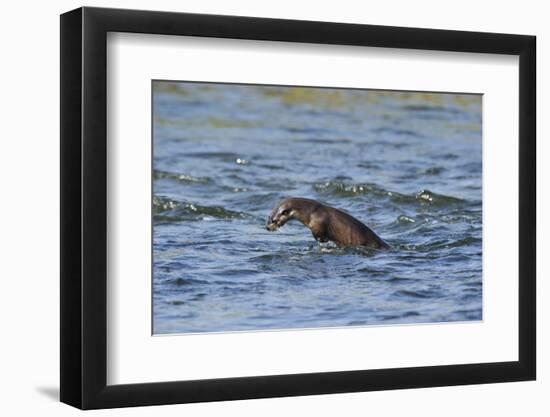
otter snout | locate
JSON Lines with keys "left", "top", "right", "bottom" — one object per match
{"left": 266, "top": 216, "right": 279, "bottom": 231}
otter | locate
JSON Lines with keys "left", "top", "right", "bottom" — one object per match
{"left": 266, "top": 197, "right": 390, "bottom": 249}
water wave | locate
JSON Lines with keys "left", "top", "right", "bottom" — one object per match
{"left": 398, "top": 236, "right": 481, "bottom": 252}
{"left": 185, "top": 151, "right": 241, "bottom": 161}
{"left": 153, "top": 196, "right": 249, "bottom": 222}
{"left": 154, "top": 169, "right": 211, "bottom": 184}
{"left": 313, "top": 180, "right": 463, "bottom": 206}
{"left": 420, "top": 166, "right": 445, "bottom": 176}
{"left": 371, "top": 127, "right": 422, "bottom": 137}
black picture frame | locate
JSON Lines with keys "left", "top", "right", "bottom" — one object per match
{"left": 60, "top": 6, "right": 536, "bottom": 410}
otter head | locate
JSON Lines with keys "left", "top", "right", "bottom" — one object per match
{"left": 266, "top": 198, "right": 297, "bottom": 231}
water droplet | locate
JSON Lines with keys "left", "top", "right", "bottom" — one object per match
{"left": 416, "top": 190, "right": 433, "bottom": 202}
{"left": 398, "top": 215, "right": 415, "bottom": 223}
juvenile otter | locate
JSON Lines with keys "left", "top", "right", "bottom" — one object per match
{"left": 266, "top": 197, "right": 390, "bottom": 249}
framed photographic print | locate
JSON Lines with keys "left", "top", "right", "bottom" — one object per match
{"left": 60, "top": 6, "right": 536, "bottom": 409}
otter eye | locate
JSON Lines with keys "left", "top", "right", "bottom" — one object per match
{"left": 281, "top": 209, "right": 290, "bottom": 216}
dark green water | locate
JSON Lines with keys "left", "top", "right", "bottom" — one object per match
{"left": 152, "top": 81, "right": 482, "bottom": 334}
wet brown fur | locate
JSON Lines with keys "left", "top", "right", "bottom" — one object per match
{"left": 266, "top": 197, "right": 390, "bottom": 249}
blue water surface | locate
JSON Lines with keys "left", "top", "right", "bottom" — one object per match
{"left": 152, "top": 82, "right": 482, "bottom": 334}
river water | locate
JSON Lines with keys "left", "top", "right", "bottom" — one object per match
{"left": 152, "top": 81, "right": 482, "bottom": 334}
